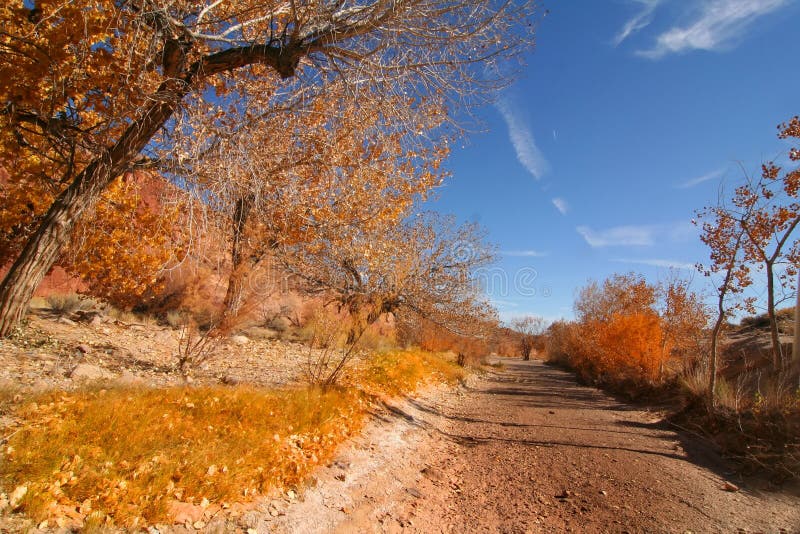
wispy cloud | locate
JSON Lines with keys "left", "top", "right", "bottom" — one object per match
{"left": 638, "top": 0, "right": 788, "bottom": 59}
{"left": 614, "top": 0, "right": 662, "bottom": 46}
{"left": 496, "top": 98, "right": 549, "bottom": 180}
{"left": 492, "top": 299, "right": 519, "bottom": 308}
{"left": 576, "top": 225, "right": 656, "bottom": 247}
{"left": 676, "top": 167, "right": 726, "bottom": 189}
{"left": 578, "top": 222, "right": 696, "bottom": 248}
{"left": 501, "top": 249, "right": 549, "bottom": 257}
{"left": 612, "top": 258, "right": 698, "bottom": 270}
{"left": 551, "top": 197, "right": 569, "bottom": 215}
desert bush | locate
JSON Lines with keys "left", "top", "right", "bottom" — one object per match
{"left": 546, "top": 274, "right": 708, "bottom": 391}
{"left": 164, "top": 310, "right": 184, "bottom": 329}
{"left": 301, "top": 307, "right": 361, "bottom": 385}
{"left": 45, "top": 293, "right": 88, "bottom": 314}
{"left": 680, "top": 366, "right": 710, "bottom": 399}
{"left": 104, "top": 305, "right": 156, "bottom": 326}
{"left": 356, "top": 324, "right": 397, "bottom": 352}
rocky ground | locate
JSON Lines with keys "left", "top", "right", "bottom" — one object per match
{"left": 2, "top": 310, "right": 799, "bottom": 533}
{"left": 271, "top": 359, "right": 800, "bottom": 534}
{"left": 0, "top": 308, "right": 316, "bottom": 392}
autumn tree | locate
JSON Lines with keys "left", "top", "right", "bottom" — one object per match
{"left": 564, "top": 274, "right": 673, "bottom": 384}
{"left": 0, "top": 0, "right": 537, "bottom": 336}
{"left": 695, "top": 201, "right": 751, "bottom": 405}
{"left": 282, "top": 212, "right": 498, "bottom": 381}
{"left": 190, "top": 86, "right": 447, "bottom": 320}
{"left": 657, "top": 276, "right": 710, "bottom": 377}
{"left": 64, "top": 173, "right": 184, "bottom": 308}
{"left": 574, "top": 273, "right": 658, "bottom": 324}
{"left": 696, "top": 117, "right": 800, "bottom": 370}
{"left": 510, "top": 315, "right": 547, "bottom": 360}
{"left": 1, "top": 169, "right": 182, "bottom": 309}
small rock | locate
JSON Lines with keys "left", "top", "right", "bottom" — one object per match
{"left": 38, "top": 520, "right": 48, "bottom": 530}
{"left": 9, "top": 485, "right": 27, "bottom": 509}
{"left": 206, "top": 465, "right": 218, "bottom": 477}
{"left": 246, "top": 529, "right": 257, "bottom": 534}
{"left": 286, "top": 489, "right": 296, "bottom": 500}
{"left": 405, "top": 487, "right": 423, "bottom": 499}
{"left": 599, "top": 490, "right": 608, "bottom": 496}
{"left": 70, "top": 363, "right": 113, "bottom": 381}
{"left": 722, "top": 482, "right": 740, "bottom": 492}
{"left": 193, "top": 520, "right": 206, "bottom": 529}
{"left": 58, "top": 317, "right": 76, "bottom": 326}
{"left": 548, "top": 410, "right": 556, "bottom": 415}
{"left": 221, "top": 375, "right": 240, "bottom": 386}
{"left": 76, "top": 344, "right": 91, "bottom": 354}
{"left": 169, "top": 501, "right": 204, "bottom": 524}
{"left": 230, "top": 335, "right": 250, "bottom": 346}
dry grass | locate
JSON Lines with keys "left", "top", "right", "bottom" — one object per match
{"left": 2, "top": 386, "right": 364, "bottom": 529}
{"left": 0, "top": 349, "right": 462, "bottom": 529}
{"left": 45, "top": 293, "right": 88, "bottom": 315}
{"left": 350, "top": 349, "right": 465, "bottom": 397}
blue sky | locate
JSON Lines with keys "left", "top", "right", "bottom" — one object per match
{"left": 428, "top": 0, "right": 800, "bottom": 323}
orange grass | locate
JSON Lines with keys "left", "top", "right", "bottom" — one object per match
{"left": 1, "top": 350, "right": 462, "bottom": 529}
{"left": 349, "top": 349, "right": 465, "bottom": 396}
{"left": 3, "top": 386, "right": 364, "bottom": 528}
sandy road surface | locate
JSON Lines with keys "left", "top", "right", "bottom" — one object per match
{"left": 270, "top": 359, "right": 799, "bottom": 534}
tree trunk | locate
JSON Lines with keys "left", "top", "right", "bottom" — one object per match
{"left": 0, "top": 39, "right": 311, "bottom": 338}
{"left": 708, "top": 255, "right": 739, "bottom": 407}
{"left": 708, "top": 312, "right": 724, "bottom": 408}
{"left": 0, "top": 96, "right": 182, "bottom": 337}
{"left": 794, "top": 270, "right": 800, "bottom": 366}
{"left": 222, "top": 195, "right": 254, "bottom": 319}
{"left": 765, "top": 261, "right": 783, "bottom": 368}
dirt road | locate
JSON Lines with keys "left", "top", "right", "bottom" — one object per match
{"left": 270, "top": 359, "right": 800, "bottom": 533}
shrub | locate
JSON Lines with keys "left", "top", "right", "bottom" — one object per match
{"left": 45, "top": 293, "right": 87, "bottom": 314}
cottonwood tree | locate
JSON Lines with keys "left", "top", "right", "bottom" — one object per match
{"left": 574, "top": 273, "right": 657, "bottom": 324}
{"left": 657, "top": 276, "right": 709, "bottom": 376}
{"left": 1, "top": 169, "right": 183, "bottom": 308}
{"left": 697, "top": 117, "right": 800, "bottom": 369}
{"left": 190, "top": 86, "right": 447, "bottom": 319}
{"left": 0, "top": 0, "right": 536, "bottom": 336}
{"left": 572, "top": 274, "right": 666, "bottom": 382}
{"left": 282, "top": 212, "right": 498, "bottom": 382}
{"left": 510, "top": 315, "right": 547, "bottom": 360}
{"left": 696, "top": 193, "right": 753, "bottom": 405}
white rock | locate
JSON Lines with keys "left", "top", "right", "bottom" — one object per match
{"left": 9, "top": 485, "right": 27, "bottom": 509}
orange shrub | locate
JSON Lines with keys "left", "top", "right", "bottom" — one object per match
{"left": 547, "top": 273, "right": 704, "bottom": 387}
{"left": 590, "top": 312, "right": 669, "bottom": 382}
